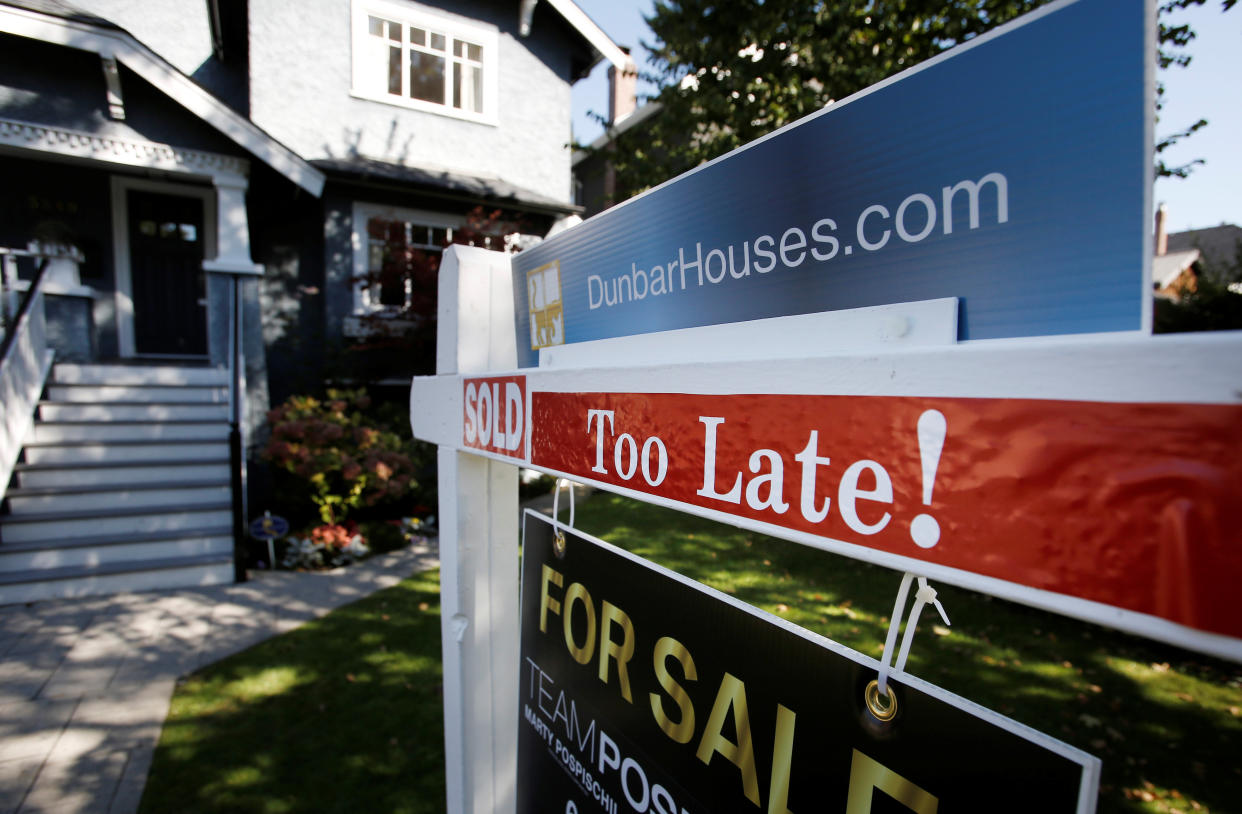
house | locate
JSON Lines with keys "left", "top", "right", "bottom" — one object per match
{"left": 1152, "top": 204, "right": 1242, "bottom": 299}
{"left": 1166, "top": 222, "right": 1242, "bottom": 283}
{"left": 0, "top": 0, "right": 627, "bottom": 602}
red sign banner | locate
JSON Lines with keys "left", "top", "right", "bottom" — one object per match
{"left": 530, "top": 392, "right": 1242, "bottom": 640}
{"left": 463, "top": 375, "right": 527, "bottom": 459}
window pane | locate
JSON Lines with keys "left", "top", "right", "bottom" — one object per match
{"left": 429, "top": 32, "right": 445, "bottom": 51}
{"left": 368, "top": 15, "right": 383, "bottom": 37}
{"left": 453, "top": 40, "right": 465, "bottom": 58}
{"left": 388, "top": 46, "right": 402, "bottom": 94}
{"left": 409, "top": 51, "right": 445, "bottom": 104}
{"left": 467, "top": 42, "right": 482, "bottom": 62}
{"left": 409, "top": 26, "right": 425, "bottom": 46}
{"left": 379, "top": 268, "right": 406, "bottom": 306}
{"left": 430, "top": 227, "right": 448, "bottom": 247}
{"left": 454, "top": 62, "right": 483, "bottom": 113}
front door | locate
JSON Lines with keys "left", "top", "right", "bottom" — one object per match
{"left": 128, "top": 190, "right": 208, "bottom": 356}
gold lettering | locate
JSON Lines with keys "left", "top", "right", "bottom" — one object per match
{"left": 768, "top": 704, "right": 797, "bottom": 814}
{"left": 695, "top": 672, "right": 760, "bottom": 805}
{"left": 563, "top": 582, "right": 596, "bottom": 665}
{"left": 539, "top": 564, "right": 563, "bottom": 633}
{"left": 650, "top": 637, "right": 698, "bottom": 743}
{"left": 845, "top": 749, "right": 938, "bottom": 813}
{"left": 598, "top": 601, "right": 636, "bottom": 703}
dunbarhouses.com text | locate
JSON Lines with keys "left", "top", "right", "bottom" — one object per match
{"left": 587, "top": 172, "right": 1008, "bottom": 310}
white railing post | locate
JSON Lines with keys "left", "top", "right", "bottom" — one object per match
{"left": 2, "top": 253, "right": 19, "bottom": 325}
{"left": 427, "top": 245, "right": 520, "bottom": 814}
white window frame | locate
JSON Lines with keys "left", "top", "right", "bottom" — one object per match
{"left": 350, "top": 0, "right": 499, "bottom": 126}
{"left": 350, "top": 201, "right": 464, "bottom": 320}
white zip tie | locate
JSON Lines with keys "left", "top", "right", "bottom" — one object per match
{"left": 551, "top": 478, "right": 576, "bottom": 555}
{"left": 876, "top": 574, "right": 951, "bottom": 698}
{"left": 876, "top": 573, "right": 914, "bottom": 698}
{"left": 551, "top": 478, "right": 575, "bottom": 529}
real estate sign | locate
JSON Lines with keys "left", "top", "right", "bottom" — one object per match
{"left": 513, "top": 0, "right": 1149, "bottom": 367}
{"left": 518, "top": 512, "right": 1100, "bottom": 813}
{"left": 528, "top": 390, "right": 1242, "bottom": 648}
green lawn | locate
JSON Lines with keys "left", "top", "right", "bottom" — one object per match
{"left": 138, "top": 571, "right": 445, "bottom": 814}
{"left": 141, "top": 494, "right": 1241, "bottom": 813}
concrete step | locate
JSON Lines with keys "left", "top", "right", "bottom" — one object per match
{"left": 45, "top": 383, "right": 227, "bottom": 404}
{"left": 0, "top": 554, "right": 235, "bottom": 605}
{"left": 5, "top": 481, "right": 231, "bottom": 514}
{"left": 51, "top": 363, "right": 228, "bottom": 387}
{"left": 29, "top": 420, "right": 230, "bottom": 444}
{"left": 20, "top": 440, "right": 228, "bottom": 465}
{"left": 0, "top": 503, "right": 232, "bottom": 543}
{"left": 13, "top": 459, "right": 230, "bottom": 490}
{"left": 0, "top": 527, "right": 233, "bottom": 572}
{"left": 38, "top": 401, "right": 230, "bottom": 422}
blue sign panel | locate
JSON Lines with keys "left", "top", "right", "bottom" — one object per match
{"left": 514, "top": 0, "right": 1148, "bottom": 367}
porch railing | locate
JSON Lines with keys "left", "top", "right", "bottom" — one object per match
{"left": 0, "top": 250, "right": 54, "bottom": 497}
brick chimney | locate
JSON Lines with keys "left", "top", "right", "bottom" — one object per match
{"left": 608, "top": 48, "right": 637, "bottom": 126}
{"left": 1154, "top": 202, "right": 1168, "bottom": 256}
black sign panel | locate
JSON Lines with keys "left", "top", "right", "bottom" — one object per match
{"left": 517, "top": 511, "right": 1099, "bottom": 813}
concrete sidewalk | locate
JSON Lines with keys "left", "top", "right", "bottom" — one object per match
{"left": 0, "top": 540, "right": 439, "bottom": 814}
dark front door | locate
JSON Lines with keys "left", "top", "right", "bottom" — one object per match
{"left": 128, "top": 190, "right": 208, "bottom": 356}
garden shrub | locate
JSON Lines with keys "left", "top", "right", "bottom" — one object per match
{"left": 263, "top": 388, "right": 423, "bottom": 526}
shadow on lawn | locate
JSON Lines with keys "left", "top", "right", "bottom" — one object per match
{"left": 138, "top": 572, "right": 446, "bottom": 814}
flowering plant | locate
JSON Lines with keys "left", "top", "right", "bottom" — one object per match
{"left": 262, "top": 389, "right": 419, "bottom": 525}
{"left": 280, "top": 522, "right": 370, "bottom": 570}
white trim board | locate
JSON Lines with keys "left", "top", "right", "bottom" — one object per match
{"left": 0, "top": 117, "right": 250, "bottom": 180}
{"left": 542, "top": 0, "right": 630, "bottom": 71}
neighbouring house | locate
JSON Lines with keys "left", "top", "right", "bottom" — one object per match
{"left": 570, "top": 46, "right": 651, "bottom": 216}
{"left": 1166, "top": 221, "right": 1242, "bottom": 284}
{"left": 0, "top": 0, "right": 627, "bottom": 601}
{"left": 1152, "top": 204, "right": 1242, "bottom": 300}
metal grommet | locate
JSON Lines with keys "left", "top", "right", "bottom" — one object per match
{"left": 553, "top": 530, "right": 567, "bottom": 558}
{"left": 865, "top": 679, "right": 898, "bottom": 722}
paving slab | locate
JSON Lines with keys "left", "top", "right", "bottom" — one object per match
{"left": 0, "top": 540, "right": 439, "bottom": 814}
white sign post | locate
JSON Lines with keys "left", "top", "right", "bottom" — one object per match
{"left": 418, "top": 245, "right": 521, "bottom": 814}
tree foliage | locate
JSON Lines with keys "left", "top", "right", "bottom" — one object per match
{"left": 603, "top": 0, "right": 1045, "bottom": 198}
{"left": 1155, "top": 0, "right": 1235, "bottom": 178}
{"left": 598, "top": 0, "right": 1234, "bottom": 199}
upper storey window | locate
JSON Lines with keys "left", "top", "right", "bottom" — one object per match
{"left": 352, "top": 0, "right": 498, "bottom": 124}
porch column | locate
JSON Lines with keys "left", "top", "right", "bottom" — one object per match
{"left": 203, "top": 171, "right": 269, "bottom": 582}
{"left": 203, "top": 171, "right": 263, "bottom": 276}
{"left": 202, "top": 171, "right": 268, "bottom": 437}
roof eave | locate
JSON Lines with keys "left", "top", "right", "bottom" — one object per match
{"left": 0, "top": 3, "right": 325, "bottom": 196}
{"left": 538, "top": 0, "right": 630, "bottom": 72}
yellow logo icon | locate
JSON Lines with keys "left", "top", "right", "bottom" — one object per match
{"left": 528, "top": 260, "right": 564, "bottom": 349}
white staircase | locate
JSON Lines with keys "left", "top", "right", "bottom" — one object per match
{"left": 0, "top": 362, "right": 237, "bottom": 603}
